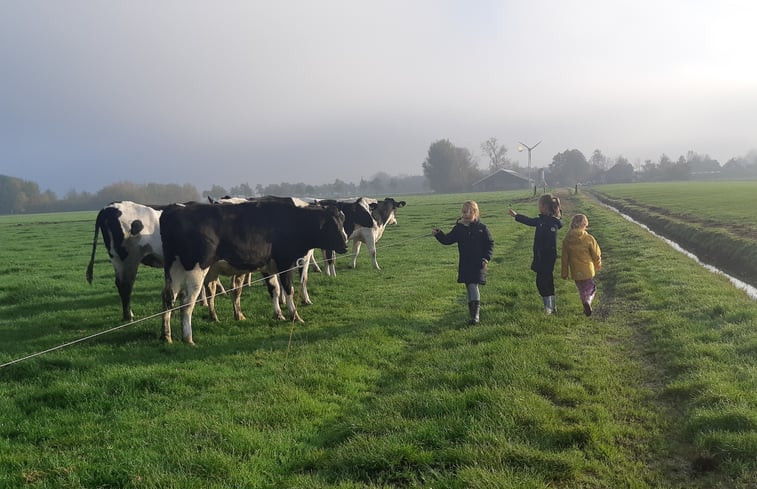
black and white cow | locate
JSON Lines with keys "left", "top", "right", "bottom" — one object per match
{"left": 159, "top": 200, "right": 348, "bottom": 344}
{"left": 314, "top": 198, "right": 375, "bottom": 277}
{"left": 205, "top": 195, "right": 322, "bottom": 315}
{"left": 349, "top": 197, "right": 407, "bottom": 270}
{"left": 86, "top": 201, "right": 165, "bottom": 321}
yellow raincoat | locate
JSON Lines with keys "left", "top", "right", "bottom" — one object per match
{"left": 561, "top": 229, "right": 602, "bottom": 280}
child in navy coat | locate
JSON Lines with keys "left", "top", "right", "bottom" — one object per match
{"left": 508, "top": 194, "right": 562, "bottom": 314}
{"left": 433, "top": 201, "right": 494, "bottom": 324}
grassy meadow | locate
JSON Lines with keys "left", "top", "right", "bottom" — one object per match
{"left": 590, "top": 181, "right": 757, "bottom": 285}
{"left": 0, "top": 189, "right": 755, "bottom": 488}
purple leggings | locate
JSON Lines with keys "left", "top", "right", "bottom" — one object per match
{"left": 575, "top": 279, "right": 596, "bottom": 305}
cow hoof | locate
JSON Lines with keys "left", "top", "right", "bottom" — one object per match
{"left": 293, "top": 314, "right": 304, "bottom": 323}
{"left": 235, "top": 313, "right": 246, "bottom": 321}
{"left": 162, "top": 335, "right": 173, "bottom": 344}
{"left": 303, "top": 298, "right": 313, "bottom": 305}
{"left": 183, "top": 337, "right": 196, "bottom": 346}
{"left": 273, "top": 313, "right": 286, "bottom": 321}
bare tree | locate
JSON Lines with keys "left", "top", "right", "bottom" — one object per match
{"left": 480, "top": 137, "right": 512, "bottom": 172}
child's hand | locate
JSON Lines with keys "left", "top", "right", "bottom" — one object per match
{"left": 431, "top": 227, "right": 440, "bottom": 235}
{"left": 508, "top": 209, "right": 517, "bottom": 217}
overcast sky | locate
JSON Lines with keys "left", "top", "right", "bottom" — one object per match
{"left": 2, "top": 0, "right": 756, "bottom": 195}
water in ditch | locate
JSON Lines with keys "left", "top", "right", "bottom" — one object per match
{"left": 594, "top": 199, "right": 757, "bottom": 301}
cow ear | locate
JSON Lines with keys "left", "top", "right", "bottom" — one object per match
{"left": 369, "top": 203, "right": 378, "bottom": 210}
{"left": 398, "top": 201, "right": 406, "bottom": 207}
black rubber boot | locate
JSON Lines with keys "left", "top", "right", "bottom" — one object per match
{"left": 467, "top": 301, "right": 480, "bottom": 325}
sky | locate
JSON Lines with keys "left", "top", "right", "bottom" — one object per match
{"left": 2, "top": 0, "right": 756, "bottom": 195}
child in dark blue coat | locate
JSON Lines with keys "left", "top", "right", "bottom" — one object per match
{"left": 508, "top": 194, "right": 562, "bottom": 314}
{"left": 433, "top": 201, "right": 495, "bottom": 324}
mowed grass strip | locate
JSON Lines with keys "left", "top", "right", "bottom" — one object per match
{"left": 590, "top": 181, "right": 757, "bottom": 284}
{"left": 0, "top": 190, "right": 754, "bottom": 488}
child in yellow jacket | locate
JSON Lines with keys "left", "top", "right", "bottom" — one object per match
{"left": 561, "top": 214, "right": 602, "bottom": 316}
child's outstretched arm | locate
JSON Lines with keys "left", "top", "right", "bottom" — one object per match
{"left": 433, "top": 225, "right": 458, "bottom": 245}
{"left": 509, "top": 209, "right": 539, "bottom": 227}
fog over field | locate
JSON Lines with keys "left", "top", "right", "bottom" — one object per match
{"left": 1, "top": 0, "right": 756, "bottom": 195}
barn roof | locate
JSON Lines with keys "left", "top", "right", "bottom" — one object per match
{"left": 472, "top": 169, "right": 532, "bottom": 186}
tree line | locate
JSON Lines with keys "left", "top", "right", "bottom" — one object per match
{"left": 4, "top": 141, "right": 756, "bottom": 214}
{"left": 421, "top": 138, "right": 757, "bottom": 192}
{"left": 0, "top": 173, "right": 428, "bottom": 215}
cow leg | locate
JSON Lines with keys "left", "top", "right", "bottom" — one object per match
{"left": 114, "top": 260, "right": 139, "bottom": 321}
{"left": 198, "top": 283, "right": 208, "bottom": 307}
{"left": 205, "top": 279, "right": 220, "bottom": 322}
{"left": 280, "top": 270, "right": 303, "bottom": 323}
{"left": 161, "top": 267, "right": 182, "bottom": 344}
{"left": 323, "top": 249, "right": 336, "bottom": 276}
{"left": 368, "top": 237, "right": 381, "bottom": 270}
{"left": 180, "top": 266, "right": 207, "bottom": 345}
{"left": 351, "top": 240, "right": 362, "bottom": 268}
{"left": 115, "top": 275, "right": 135, "bottom": 321}
{"left": 264, "top": 273, "right": 286, "bottom": 320}
{"left": 231, "top": 275, "right": 246, "bottom": 321}
{"left": 308, "top": 250, "right": 322, "bottom": 273}
{"left": 299, "top": 250, "right": 313, "bottom": 305}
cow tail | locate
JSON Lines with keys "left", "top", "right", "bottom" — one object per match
{"left": 86, "top": 209, "right": 104, "bottom": 284}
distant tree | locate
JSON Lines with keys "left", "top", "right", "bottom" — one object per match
{"left": 722, "top": 157, "right": 746, "bottom": 177}
{"left": 548, "top": 149, "right": 591, "bottom": 185}
{"left": 658, "top": 155, "right": 690, "bottom": 181}
{"left": 203, "top": 184, "right": 229, "bottom": 199}
{"left": 358, "top": 178, "right": 369, "bottom": 194}
{"left": 229, "top": 183, "right": 254, "bottom": 197}
{"left": 589, "top": 149, "right": 611, "bottom": 171}
{"left": 480, "top": 137, "right": 512, "bottom": 172}
{"left": 0, "top": 175, "right": 55, "bottom": 213}
{"left": 603, "top": 158, "right": 635, "bottom": 183}
{"left": 92, "top": 181, "right": 199, "bottom": 206}
{"left": 0, "top": 175, "right": 21, "bottom": 213}
{"left": 685, "top": 150, "right": 720, "bottom": 175}
{"left": 422, "top": 139, "right": 480, "bottom": 193}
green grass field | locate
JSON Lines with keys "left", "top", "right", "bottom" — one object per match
{"left": 590, "top": 181, "right": 757, "bottom": 285}
{"left": 0, "top": 190, "right": 755, "bottom": 488}
{"left": 592, "top": 181, "right": 757, "bottom": 227}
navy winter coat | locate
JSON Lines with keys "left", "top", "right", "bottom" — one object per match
{"left": 514, "top": 214, "right": 563, "bottom": 274}
{"left": 434, "top": 220, "right": 494, "bottom": 284}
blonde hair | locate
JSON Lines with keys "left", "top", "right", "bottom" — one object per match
{"left": 462, "top": 200, "right": 480, "bottom": 220}
{"left": 570, "top": 214, "right": 589, "bottom": 229}
{"left": 538, "top": 194, "right": 561, "bottom": 218}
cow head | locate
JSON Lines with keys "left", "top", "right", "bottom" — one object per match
{"left": 321, "top": 205, "right": 349, "bottom": 254}
{"left": 346, "top": 199, "right": 375, "bottom": 228}
{"left": 371, "top": 198, "right": 407, "bottom": 227}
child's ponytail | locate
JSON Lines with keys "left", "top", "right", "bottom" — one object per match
{"left": 538, "top": 194, "right": 561, "bottom": 218}
{"left": 551, "top": 196, "right": 562, "bottom": 219}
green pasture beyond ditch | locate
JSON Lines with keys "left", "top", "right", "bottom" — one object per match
{"left": 0, "top": 190, "right": 755, "bottom": 488}
{"left": 590, "top": 181, "right": 757, "bottom": 285}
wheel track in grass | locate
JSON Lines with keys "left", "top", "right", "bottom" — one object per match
{"left": 571, "top": 191, "right": 747, "bottom": 488}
